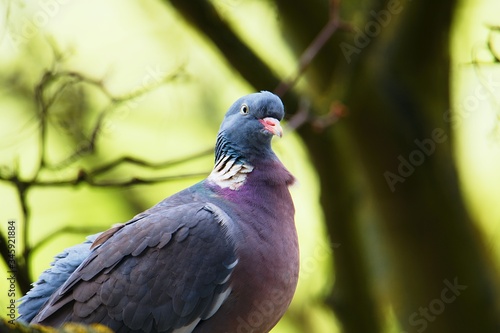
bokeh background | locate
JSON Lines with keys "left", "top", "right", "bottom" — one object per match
{"left": 1, "top": 0, "right": 500, "bottom": 332}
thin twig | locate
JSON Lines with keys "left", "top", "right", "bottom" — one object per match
{"left": 286, "top": 98, "right": 346, "bottom": 132}
{"left": 487, "top": 26, "right": 500, "bottom": 63}
{"left": 30, "top": 226, "right": 107, "bottom": 254}
{"left": 286, "top": 98, "right": 311, "bottom": 131}
{"left": 274, "top": 0, "right": 349, "bottom": 97}
{"left": 42, "top": 67, "right": 187, "bottom": 170}
{"left": 86, "top": 149, "right": 213, "bottom": 177}
{"left": 28, "top": 171, "right": 208, "bottom": 188}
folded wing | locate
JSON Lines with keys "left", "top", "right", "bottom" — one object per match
{"left": 30, "top": 202, "right": 238, "bottom": 333}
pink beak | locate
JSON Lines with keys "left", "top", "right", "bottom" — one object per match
{"left": 259, "top": 117, "right": 283, "bottom": 138}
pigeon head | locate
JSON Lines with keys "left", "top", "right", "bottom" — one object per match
{"left": 215, "top": 91, "right": 285, "bottom": 163}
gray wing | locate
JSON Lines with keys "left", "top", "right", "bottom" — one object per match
{"left": 30, "top": 203, "right": 238, "bottom": 333}
{"left": 17, "top": 233, "right": 99, "bottom": 323}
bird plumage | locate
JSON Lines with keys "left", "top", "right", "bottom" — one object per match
{"left": 20, "top": 91, "right": 299, "bottom": 333}
{"left": 18, "top": 234, "right": 99, "bottom": 323}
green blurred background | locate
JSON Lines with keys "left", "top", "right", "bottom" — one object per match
{"left": 1, "top": 0, "right": 500, "bottom": 332}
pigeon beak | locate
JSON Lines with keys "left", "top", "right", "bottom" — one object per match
{"left": 259, "top": 117, "right": 283, "bottom": 138}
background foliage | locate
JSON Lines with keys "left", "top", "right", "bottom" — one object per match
{"left": 1, "top": 0, "right": 500, "bottom": 332}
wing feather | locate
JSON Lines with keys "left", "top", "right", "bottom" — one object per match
{"left": 31, "top": 202, "right": 238, "bottom": 333}
{"left": 17, "top": 234, "right": 99, "bottom": 323}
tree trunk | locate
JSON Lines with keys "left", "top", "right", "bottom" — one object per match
{"left": 341, "top": 0, "right": 500, "bottom": 331}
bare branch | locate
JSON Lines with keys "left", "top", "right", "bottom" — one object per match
{"left": 0, "top": 48, "right": 193, "bottom": 292}
{"left": 85, "top": 148, "right": 213, "bottom": 177}
{"left": 487, "top": 26, "right": 500, "bottom": 63}
{"left": 30, "top": 171, "right": 208, "bottom": 188}
{"left": 30, "top": 226, "right": 107, "bottom": 254}
{"left": 275, "top": 0, "right": 350, "bottom": 96}
{"left": 38, "top": 66, "right": 187, "bottom": 170}
{"left": 168, "top": 0, "right": 281, "bottom": 90}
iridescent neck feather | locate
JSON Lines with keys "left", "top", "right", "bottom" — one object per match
{"left": 207, "top": 133, "right": 256, "bottom": 190}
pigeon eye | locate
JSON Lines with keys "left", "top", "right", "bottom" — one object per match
{"left": 240, "top": 104, "right": 249, "bottom": 114}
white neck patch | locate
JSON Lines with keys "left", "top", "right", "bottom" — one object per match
{"left": 208, "top": 155, "right": 254, "bottom": 190}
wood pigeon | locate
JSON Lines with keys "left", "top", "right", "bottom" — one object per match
{"left": 18, "top": 91, "right": 299, "bottom": 333}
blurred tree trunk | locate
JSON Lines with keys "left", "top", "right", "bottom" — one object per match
{"left": 341, "top": 0, "right": 500, "bottom": 332}
{"left": 274, "top": 1, "right": 384, "bottom": 332}
{"left": 167, "top": 0, "right": 500, "bottom": 332}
